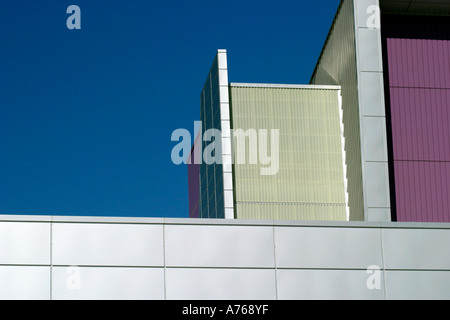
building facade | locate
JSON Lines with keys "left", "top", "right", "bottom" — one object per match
{"left": 311, "top": 0, "right": 450, "bottom": 222}
{"left": 195, "top": 50, "right": 233, "bottom": 219}
{"left": 1, "top": 0, "right": 449, "bottom": 301}
{"left": 190, "top": 0, "right": 450, "bottom": 223}
{"left": 1, "top": 214, "right": 449, "bottom": 300}
{"left": 381, "top": 13, "right": 450, "bottom": 222}
{"left": 229, "top": 84, "right": 348, "bottom": 221}
{"left": 190, "top": 49, "right": 349, "bottom": 221}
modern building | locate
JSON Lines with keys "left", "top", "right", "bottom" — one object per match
{"left": 311, "top": 0, "right": 450, "bottom": 223}
{"left": 229, "top": 84, "right": 348, "bottom": 221}
{"left": 1, "top": 0, "right": 449, "bottom": 301}
{"left": 189, "top": 0, "right": 450, "bottom": 224}
{"left": 187, "top": 132, "right": 201, "bottom": 218}
{"left": 189, "top": 50, "right": 349, "bottom": 221}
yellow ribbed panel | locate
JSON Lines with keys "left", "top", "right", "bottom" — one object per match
{"left": 230, "top": 86, "right": 347, "bottom": 221}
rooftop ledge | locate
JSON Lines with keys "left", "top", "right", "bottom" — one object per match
{"left": 229, "top": 83, "right": 341, "bottom": 90}
{"left": 0, "top": 214, "right": 449, "bottom": 229}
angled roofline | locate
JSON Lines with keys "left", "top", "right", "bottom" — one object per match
{"left": 309, "top": 0, "right": 345, "bottom": 84}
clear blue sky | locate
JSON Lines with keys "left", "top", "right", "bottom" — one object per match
{"left": 0, "top": 0, "right": 340, "bottom": 218}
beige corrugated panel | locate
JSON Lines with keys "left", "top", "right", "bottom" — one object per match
{"left": 230, "top": 86, "right": 347, "bottom": 221}
{"left": 311, "top": 0, "right": 364, "bottom": 221}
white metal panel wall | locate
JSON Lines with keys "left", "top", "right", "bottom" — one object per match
{"left": 0, "top": 266, "right": 50, "bottom": 300}
{"left": 165, "top": 225, "right": 275, "bottom": 268}
{"left": 382, "top": 229, "right": 450, "bottom": 270}
{"left": 0, "top": 222, "right": 50, "bottom": 265}
{"left": 0, "top": 216, "right": 449, "bottom": 300}
{"left": 275, "top": 227, "right": 383, "bottom": 269}
{"left": 385, "top": 271, "right": 450, "bottom": 300}
{"left": 277, "top": 269, "right": 385, "bottom": 300}
{"left": 52, "top": 223, "right": 164, "bottom": 267}
{"left": 217, "top": 50, "right": 235, "bottom": 220}
{"left": 52, "top": 267, "right": 164, "bottom": 300}
{"left": 166, "top": 268, "right": 277, "bottom": 300}
{"left": 353, "top": 0, "right": 391, "bottom": 221}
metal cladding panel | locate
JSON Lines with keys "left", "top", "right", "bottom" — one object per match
{"left": 230, "top": 86, "right": 347, "bottom": 221}
{"left": 389, "top": 88, "right": 450, "bottom": 162}
{"left": 0, "top": 222, "right": 50, "bottom": 265}
{"left": 165, "top": 225, "right": 275, "bottom": 268}
{"left": 382, "top": 228, "right": 450, "bottom": 270}
{"left": 383, "top": 14, "right": 450, "bottom": 92}
{"left": 393, "top": 161, "right": 450, "bottom": 222}
{"left": 386, "top": 38, "right": 450, "bottom": 89}
{"left": 52, "top": 267, "right": 165, "bottom": 300}
{"left": 0, "top": 266, "right": 50, "bottom": 300}
{"left": 188, "top": 133, "right": 201, "bottom": 218}
{"left": 274, "top": 227, "right": 383, "bottom": 269}
{"left": 382, "top": 14, "right": 450, "bottom": 222}
{"left": 311, "top": 0, "right": 364, "bottom": 221}
{"left": 385, "top": 271, "right": 450, "bottom": 300}
{"left": 187, "top": 162, "right": 200, "bottom": 218}
{"left": 277, "top": 269, "right": 385, "bottom": 300}
{"left": 0, "top": 216, "right": 450, "bottom": 300}
{"left": 165, "top": 268, "right": 277, "bottom": 300}
{"left": 52, "top": 223, "right": 164, "bottom": 266}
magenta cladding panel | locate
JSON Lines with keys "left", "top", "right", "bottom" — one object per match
{"left": 386, "top": 38, "right": 450, "bottom": 89}
{"left": 382, "top": 14, "right": 450, "bottom": 222}
{"left": 394, "top": 162, "right": 450, "bottom": 223}
{"left": 389, "top": 87, "right": 450, "bottom": 161}
{"left": 188, "top": 160, "right": 200, "bottom": 218}
{"left": 187, "top": 134, "right": 201, "bottom": 219}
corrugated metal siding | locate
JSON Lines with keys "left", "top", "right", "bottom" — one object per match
{"left": 382, "top": 14, "right": 450, "bottom": 222}
{"left": 311, "top": 0, "right": 364, "bottom": 221}
{"left": 390, "top": 87, "right": 450, "bottom": 162}
{"left": 386, "top": 38, "right": 450, "bottom": 89}
{"left": 230, "top": 86, "right": 347, "bottom": 221}
{"left": 394, "top": 162, "right": 450, "bottom": 223}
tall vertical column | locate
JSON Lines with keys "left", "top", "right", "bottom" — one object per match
{"left": 353, "top": 0, "right": 391, "bottom": 221}
{"left": 217, "top": 50, "right": 235, "bottom": 219}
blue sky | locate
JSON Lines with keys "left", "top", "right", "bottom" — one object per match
{"left": 0, "top": 0, "right": 340, "bottom": 218}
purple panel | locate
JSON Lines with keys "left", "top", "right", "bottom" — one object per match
{"left": 389, "top": 88, "right": 450, "bottom": 162}
{"left": 383, "top": 15, "right": 450, "bottom": 89}
{"left": 382, "top": 14, "right": 450, "bottom": 222}
{"left": 187, "top": 133, "right": 201, "bottom": 218}
{"left": 394, "top": 161, "right": 450, "bottom": 223}
{"left": 188, "top": 161, "right": 200, "bottom": 218}
{"left": 386, "top": 35, "right": 450, "bottom": 89}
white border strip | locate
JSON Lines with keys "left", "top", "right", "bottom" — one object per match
{"left": 230, "top": 83, "right": 341, "bottom": 90}
{"left": 337, "top": 90, "right": 350, "bottom": 221}
{"left": 0, "top": 214, "right": 448, "bottom": 229}
{"left": 218, "top": 50, "right": 235, "bottom": 220}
